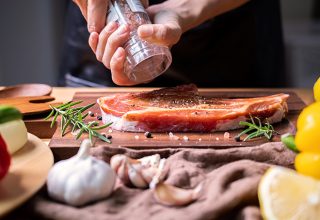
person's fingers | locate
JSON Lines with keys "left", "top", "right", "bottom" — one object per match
{"left": 102, "top": 25, "right": 130, "bottom": 69}
{"left": 87, "top": 0, "right": 108, "bottom": 33}
{"left": 138, "top": 23, "right": 181, "bottom": 46}
{"left": 110, "top": 47, "right": 133, "bottom": 86}
{"left": 95, "top": 22, "right": 118, "bottom": 62}
{"left": 72, "top": 0, "right": 88, "bottom": 19}
{"left": 88, "top": 32, "right": 99, "bottom": 52}
{"left": 138, "top": 10, "right": 181, "bottom": 46}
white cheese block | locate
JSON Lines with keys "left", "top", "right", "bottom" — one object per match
{"left": 0, "top": 119, "right": 27, "bottom": 154}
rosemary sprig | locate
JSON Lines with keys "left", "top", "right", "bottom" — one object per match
{"left": 235, "top": 116, "right": 277, "bottom": 142}
{"left": 45, "top": 101, "right": 112, "bottom": 143}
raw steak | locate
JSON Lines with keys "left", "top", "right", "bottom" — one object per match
{"left": 97, "top": 84, "right": 289, "bottom": 132}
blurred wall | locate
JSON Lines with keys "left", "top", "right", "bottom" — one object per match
{"left": 0, "top": 0, "right": 65, "bottom": 86}
{"left": 281, "top": 0, "right": 320, "bottom": 88}
{"left": 281, "top": 0, "right": 313, "bottom": 19}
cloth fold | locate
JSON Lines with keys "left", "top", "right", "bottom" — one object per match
{"left": 6, "top": 142, "right": 295, "bottom": 220}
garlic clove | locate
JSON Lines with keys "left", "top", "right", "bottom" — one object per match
{"left": 153, "top": 182, "right": 202, "bottom": 206}
{"left": 138, "top": 154, "right": 161, "bottom": 168}
{"left": 140, "top": 167, "right": 158, "bottom": 183}
{"left": 111, "top": 154, "right": 167, "bottom": 189}
{"left": 128, "top": 162, "right": 148, "bottom": 188}
{"left": 117, "top": 159, "right": 131, "bottom": 186}
{"left": 110, "top": 154, "right": 127, "bottom": 173}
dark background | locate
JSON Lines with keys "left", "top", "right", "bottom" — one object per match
{"left": 0, "top": 0, "right": 319, "bottom": 88}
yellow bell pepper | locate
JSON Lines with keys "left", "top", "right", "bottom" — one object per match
{"left": 293, "top": 78, "right": 320, "bottom": 179}
{"left": 295, "top": 152, "right": 320, "bottom": 179}
{"left": 295, "top": 102, "right": 320, "bottom": 153}
{"left": 314, "top": 76, "right": 320, "bottom": 102}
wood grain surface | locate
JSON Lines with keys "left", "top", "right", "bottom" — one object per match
{"left": 0, "top": 96, "right": 58, "bottom": 116}
{"left": 0, "top": 133, "right": 53, "bottom": 217}
{"left": 49, "top": 90, "right": 306, "bottom": 160}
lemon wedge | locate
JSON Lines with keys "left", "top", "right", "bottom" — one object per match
{"left": 259, "top": 166, "right": 320, "bottom": 220}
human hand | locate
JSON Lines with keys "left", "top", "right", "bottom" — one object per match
{"left": 138, "top": 3, "right": 183, "bottom": 47}
{"left": 88, "top": 22, "right": 133, "bottom": 85}
{"left": 73, "top": 0, "right": 108, "bottom": 33}
{"left": 87, "top": 0, "right": 150, "bottom": 86}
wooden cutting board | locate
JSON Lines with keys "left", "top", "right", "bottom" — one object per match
{"left": 49, "top": 90, "right": 305, "bottom": 160}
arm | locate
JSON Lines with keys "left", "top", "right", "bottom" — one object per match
{"left": 138, "top": 0, "right": 250, "bottom": 46}
{"left": 74, "top": 0, "right": 250, "bottom": 85}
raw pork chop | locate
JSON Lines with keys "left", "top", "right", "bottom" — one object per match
{"left": 97, "top": 84, "right": 289, "bottom": 132}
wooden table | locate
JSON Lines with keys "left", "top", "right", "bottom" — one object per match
{"left": 46, "top": 87, "right": 314, "bottom": 143}
{"left": 2, "top": 87, "right": 315, "bottom": 218}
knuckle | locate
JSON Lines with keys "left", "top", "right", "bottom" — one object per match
{"left": 107, "top": 35, "right": 117, "bottom": 48}
{"left": 87, "top": 24, "right": 97, "bottom": 32}
{"left": 157, "top": 26, "right": 168, "bottom": 41}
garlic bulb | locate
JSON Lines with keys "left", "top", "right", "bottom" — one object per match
{"left": 110, "top": 154, "right": 166, "bottom": 188}
{"left": 47, "top": 139, "right": 116, "bottom": 206}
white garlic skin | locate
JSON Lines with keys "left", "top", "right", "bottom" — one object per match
{"left": 110, "top": 154, "right": 165, "bottom": 189}
{"left": 47, "top": 140, "right": 116, "bottom": 206}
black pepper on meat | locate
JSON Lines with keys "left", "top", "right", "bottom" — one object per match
{"left": 144, "top": 131, "right": 152, "bottom": 138}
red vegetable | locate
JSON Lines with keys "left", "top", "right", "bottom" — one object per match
{"left": 0, "top": 134, "right": 11, "bottom": 180}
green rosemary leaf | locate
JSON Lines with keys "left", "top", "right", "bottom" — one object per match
{"left": 82, "top": 113, "right": 89, "bottom": 120}
{"left": 93, "top": 131, "right": 111, "bottom": 143}
{"left": 76, "top": 128, "right": 85, "bottom": 140}
{"left": 44, "top": 108, "right": 55, "bottom": 120}
{"left": 78, "top": 103, "right": 95, "bottom": 114}
{"left": 243, "top": 130, "right": 265, "bottom": 141}
{"left": 89, "top": 130, "right": 93, "bottom": 142}
{"left": 237, "top": 116, "right": 277, "bottom": 142}
{"left": 60, "top": 101, "right": 83, "bottom": 110}
{"left": 50, "top": 111, "right": 59, "bottom": 128}
{"left": 236, "top": 127, "right": 255, "bottom": 138}
{"left": 44, "top": 100, "right": 113, "bottom": 143}
{"left": 62, "top": 118, "right": 72, "bottom": 136}
{"left": 239, "top": 121, "right": 259, "bottom": 129}
{"left": 61, "top": 115, "right": 65, "bottom": 133}
{"left": 92, "top": 122, "right": 113, "bottom": 130}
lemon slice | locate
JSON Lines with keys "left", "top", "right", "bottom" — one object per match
{"left": 259, "top": 166, "right": 320, "bottom": 220}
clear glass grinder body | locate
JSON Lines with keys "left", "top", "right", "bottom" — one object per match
{"left": 108, "top": 0, "right": 172, "bottom": 84}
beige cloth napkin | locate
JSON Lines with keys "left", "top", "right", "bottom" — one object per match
{"left": 6, "top": 142, "right": 295, "bottom": 220}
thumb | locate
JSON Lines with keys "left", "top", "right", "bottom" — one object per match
{"left": 137, "top": 10, "right": 181, "bottom": 46}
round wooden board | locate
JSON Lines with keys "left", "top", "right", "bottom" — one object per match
{"left": 0, "top": 133, "right": 53, "bottom": 217}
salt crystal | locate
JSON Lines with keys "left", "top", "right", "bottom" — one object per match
{"left": 224, "top": 132, "right": 230, "bottom": 139}
{"left": 134, "top": 135, "right": 139, "bottom": 140}
{"left": 169, "top": 132, "right": 179, "bottom": 140}
{"left": 108, "top": 129, "right": 113, "bottom": 133}
{"left": 198, "top": 138, "right": 202, "bottom": 142}
{"left": 183, "top": 136, "right": 189, "bottom": 141}
{"left": 215, "top": 137, "right": 220, "bottom": 141}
